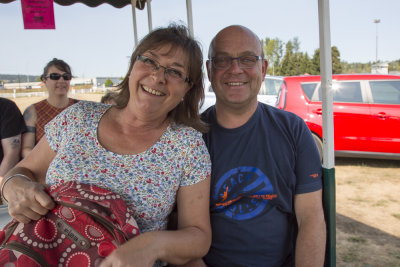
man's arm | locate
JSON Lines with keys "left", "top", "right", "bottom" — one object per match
{"left": 0, "top": 135, "right": 22, "bottom": 177}
{"left": 21, "top": 105, "right": 37, "bottom": 158}
{"left": 294, "top": 189, "right": 326, "bottom": 267}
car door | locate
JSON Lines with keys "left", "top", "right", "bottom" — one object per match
{"left": 366, "top": 80, "right": 400, "bottom": 154}
{"left": 316, "top": 80, "right": 370, "bottom": 152}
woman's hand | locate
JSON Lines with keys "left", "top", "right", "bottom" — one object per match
{"left": 5, "top": 176, "right": 55, "bottom": 224}
{"left": 99, "top": 233, "right": 158, "bottom": 267}
{"left": 2, "top": 137, "right": 57, "bottom": 223}
{"left": 99, "top": 176, "right": 211, "bottom": 267}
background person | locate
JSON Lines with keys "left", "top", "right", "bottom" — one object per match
{"left": 100, "top": 90, "right": 118, "bottom": 105}
{"left": 21, "top": 58, "right": 78, "bottom": 158}
{"left": 197, "top": 25, "right": 326, "bottom": 266}
{"left": 1, "top": 24, "right": 211, "bottom": 267}
{"left": 0, "top": 97, "right": 26, "bottom": 182}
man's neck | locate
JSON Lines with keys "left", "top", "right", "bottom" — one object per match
{"left": 215, "top": 100, "right": 258, "bottom": 129}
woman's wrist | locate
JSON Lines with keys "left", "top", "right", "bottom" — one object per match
{"left": 1, "top": 174, "right": 32, "bottom": 203}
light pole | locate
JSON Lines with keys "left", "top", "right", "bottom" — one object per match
{"left": 373, "top": 19, "right": 380, "bottom": 63}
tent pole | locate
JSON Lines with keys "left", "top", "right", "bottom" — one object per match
{"left": 186, "top": 0, "right": 194, "bottom": 37}
{"left": 318, "top": 0, "right": 336, "bottom": 266}
{"left": 147, "top": 0, "right": 152, "bottom": 32}
{"left": 131, "top": 0, "right": 138, "bottom": 47}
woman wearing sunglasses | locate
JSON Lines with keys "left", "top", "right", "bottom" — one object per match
{"left": 2, "top": 24, "right": 211, "bottom": 267}
{"left": 21, "top": 58, "right": 78, "bottom": 158}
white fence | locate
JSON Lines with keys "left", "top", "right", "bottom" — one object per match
{"left": 0, "top": 87, "right": 111, "bottom": 99}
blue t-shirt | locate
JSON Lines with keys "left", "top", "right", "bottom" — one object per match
{"left": 202, "top": 103, "right": 322, "bottom": 267}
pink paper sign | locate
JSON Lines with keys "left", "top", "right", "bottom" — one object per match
{"left": 21, "top": 0, "right": 56, "bottom": 29}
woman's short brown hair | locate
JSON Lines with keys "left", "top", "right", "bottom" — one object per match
{"left": 40, "top": 58, "right": 72, "bottom": 81}
{"left": 115, "top": 23, "right": 207, "bottom": 132}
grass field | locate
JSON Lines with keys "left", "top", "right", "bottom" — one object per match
{"left": 6, "top": 93, "right": 400, "bottom": 266}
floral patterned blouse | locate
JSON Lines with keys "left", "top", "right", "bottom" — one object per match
{"left": 45, "top": 101, "right": 211, "bottom": 233}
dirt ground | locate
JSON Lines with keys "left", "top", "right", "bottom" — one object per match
{"left": 6, "top": 93, "right": 400, "bottom": 266}
{"left": 335, "top": 158, "right": 400, "bottom": 267}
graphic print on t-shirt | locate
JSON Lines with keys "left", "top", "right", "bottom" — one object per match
{"left": 213, "top": 166, "right": 277, "bottom": 220}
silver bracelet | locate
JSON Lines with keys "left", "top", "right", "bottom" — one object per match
{"left": 1, "top": 174, "right": 32, "bottom": 204}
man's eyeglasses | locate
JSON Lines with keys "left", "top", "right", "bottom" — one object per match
{"left": 136, "top": 55, "right": 191, "bottom": 84}
{"left": 210, "top": 55, "right": 263, "bottom": 70}
{"left": 45, "top": 73, "right": 73, "bottom": 81}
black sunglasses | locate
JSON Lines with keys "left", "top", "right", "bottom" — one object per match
{"left": 45, "top": 73, "right": 72, "bottom": 81}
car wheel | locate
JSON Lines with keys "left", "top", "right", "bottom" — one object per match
{"left": 312, "top": 133, "right": 323, "bottom": 161}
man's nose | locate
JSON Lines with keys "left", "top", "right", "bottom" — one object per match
{"left": 228, "top": 58, "right": 243, "bottom": 73}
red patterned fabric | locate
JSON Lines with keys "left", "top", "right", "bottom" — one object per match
{"left": 0, "top": 181, "right": 140, "bottom": 267}
{"left": 33, "top": 98, "right": 78, "bottom": 143}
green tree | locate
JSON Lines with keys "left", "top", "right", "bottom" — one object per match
{"left": 310, "top": 46, "right": 343, "bottom": 75}
{"left": 292, "top": 37, "right": 301, "bottom": 54}
{"left": 331, "top": 46, "right": 342, "bottom": 74}
{"left": 299, "top": 52, "right": 311, "bottom": 75}
{"left": 280, "top": 41, "right": 296, "bottom": 76}
{"left": 262, "top": 37, "right": 284, "bottom": 75}
{"left": 310, "top": 49, "right": 321, "bottom": 75}
{"left": 104, "top": 78, "right": 113, "bottom": 87}
{"left": 388, "top": 59, "right": 400, "bottom": 72}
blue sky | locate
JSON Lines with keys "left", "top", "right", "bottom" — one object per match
{"left": 1, "top": 0, "right": 399, "bottom": 77}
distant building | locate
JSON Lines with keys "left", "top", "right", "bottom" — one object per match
{"left": 70, "top": 77, "right": 93, "bottom": 86}
{"left": 3, "top": 82, "right": 43, "bottom": 89}
{"left": 94, "top": 77, "right": 122, "bottom": 88}
{"left": 371, "top": 62, "right": 389, "bottom": 74}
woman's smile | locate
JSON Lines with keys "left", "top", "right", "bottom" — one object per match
{"left": 141, "top": 85, "right": 166, "bottom": 96}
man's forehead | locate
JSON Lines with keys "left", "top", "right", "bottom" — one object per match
{"left": 210, "top": 26, "right": 262, "bottom": 56}
{"left": 211, "top": 40, "right": 262, "bottom": 57}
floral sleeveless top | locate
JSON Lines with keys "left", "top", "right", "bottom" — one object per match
{"left": 45, "top": 101, "right": 211, "bottom": 233}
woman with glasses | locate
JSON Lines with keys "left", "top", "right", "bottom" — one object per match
{"left": 1, "top": 24, "right": 211, "bottom": 267}
{"left": 21, "top": 58, "right": 78, "bottom": 158}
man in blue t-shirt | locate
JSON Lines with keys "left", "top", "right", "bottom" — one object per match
{"left": 186, "top": 25, "right": 326, "bottom": 267}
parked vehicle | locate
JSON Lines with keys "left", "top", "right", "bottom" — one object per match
{"left": 275, "top": 74, "right": 400, "bottom": 160}
{"left": 200, "top": 76, "right": 281, "bottom": 112}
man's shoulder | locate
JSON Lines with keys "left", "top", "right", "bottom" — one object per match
{"left": 200, "top": 105, "right": 215, "bottom": 123}
{"left": 0, "top": 97, "right": 21, "bottom": 115}
{"left": 258, "top": 102, "right": 304, "bottom": 124}
{"left": 0, "top": 97, "right": 18, "bottom": 109}
{"left": 0, "top": 97, "right": 13, "bottom": 105}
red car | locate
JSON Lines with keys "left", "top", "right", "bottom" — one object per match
{"left": 275, "top": 74, "right": 400, "bottom": 160}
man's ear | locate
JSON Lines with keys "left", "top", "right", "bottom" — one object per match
{"left": 262, "top": 59, "right": 268, "bottom": 78}
{"left": 206, "top": 60, "right": 212, "bottom": 81}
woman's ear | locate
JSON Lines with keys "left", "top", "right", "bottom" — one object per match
{"left": 185, "top": 82, "right": 193, "bottom": 93}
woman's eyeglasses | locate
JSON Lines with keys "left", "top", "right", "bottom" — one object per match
{"left": 45, "top": 73, "right": 73, "bottom": 81}
{"left": 136, "top": 55, "right": 191, "bottom": 84}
